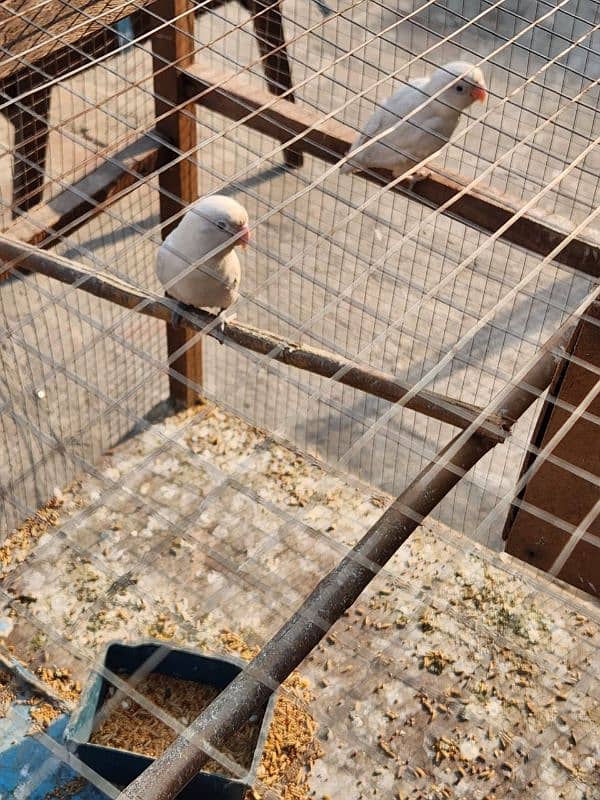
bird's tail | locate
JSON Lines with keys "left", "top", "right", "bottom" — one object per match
{"left": 339, "top": 159, "right": 356, "bottom": 175}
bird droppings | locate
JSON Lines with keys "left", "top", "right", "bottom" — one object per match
{"left": 422, "top": 652, "right": 454, "bottom": 675}
{"left": 1, "top": 403, "right": 598, "bottom": 799}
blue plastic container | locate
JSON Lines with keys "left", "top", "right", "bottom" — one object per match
{"left": 64, "top": 640, "right": 276, "bottom": 800}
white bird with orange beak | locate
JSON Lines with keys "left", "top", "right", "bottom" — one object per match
{"left": 156, "top": 194, "right": 250, "bottom": 335}
{"left": 341, "top": 61, "right": 487, "bottom": 182}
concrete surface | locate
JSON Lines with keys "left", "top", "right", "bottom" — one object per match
{"left": 0, "top": 402, "right": 598, "bottom": 799}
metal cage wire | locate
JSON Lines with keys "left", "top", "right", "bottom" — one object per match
{"left": 0, "top": 1, "right": 598, "bottom": 799}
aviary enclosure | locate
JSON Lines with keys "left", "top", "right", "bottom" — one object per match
{"left": 0, "top": 1, "right": 598, "bottom": 799}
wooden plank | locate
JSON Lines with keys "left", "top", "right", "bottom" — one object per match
{"left": 3, "top": 133, "right": 165, "bottom": 249}
{"left": 181, "top": 63, "right": 600, "bottom": 279}
{"left": 504, "top": 302, "right": 600, "bottom": 597}
{"left": 0, "top": 0, "right": 144, "bottom": 82}
{"left": 0, "top": 233, "right": 511, "bottom": 440}
{"left": 152, "top": 0, "right": 202, "bottom": 409}
{"left": 247, "top": 0, "right": 302, "bottom": 168}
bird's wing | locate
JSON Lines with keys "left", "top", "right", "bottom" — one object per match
{"left": 351, "top": 104, "right": 387, "bottom": 152}
{"left": 368, "top": 84, "right": 431, "bottom": 163}
{"left": 156, "top": 217, "right": 206, "bottom": 288}
{"left": 407, "top": 76, "right": 429, "bottom": 90}
{"left": 342, "top": 83, "right": 431, "bottom": 173}
{"left": 383, "top": 82, "right": 427, "bottom": 122}
{"left": 342, "top": 92, "right": 408, "bottom": 169}
{"left": 156, "top": 232, "right": 184, "bottom": 289}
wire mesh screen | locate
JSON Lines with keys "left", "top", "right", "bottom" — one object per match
{"left": 189, "top": 0, "right": 597, "bottom": 546}
{"left": 0, "top": 31, "right": 166, "bottom": 533}
{"left": 0, "top": 1, "right": 599, "bottom": 798}
{"left": 0, "top": 0, "right": 596, "bottom": 539}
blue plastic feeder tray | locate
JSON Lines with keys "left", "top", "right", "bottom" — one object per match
{"left": 64, "top": 641, "right": 276, "bottom": 800}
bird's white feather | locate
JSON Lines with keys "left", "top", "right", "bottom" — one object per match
{"left": 341, "top": 61, "right": 486, "bottom": 177}
{"left": 156, "top": 195, "right": 247, "bottom": 312}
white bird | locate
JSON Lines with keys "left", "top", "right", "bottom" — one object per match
{"left": 156, "top": 194, "right": 250, "bottom": 336}
{"left": 341, "top": 61, "right": 487, "bottom": 182}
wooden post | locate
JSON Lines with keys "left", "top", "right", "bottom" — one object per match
{"left": 503, "top": 302, "right": 600, "bottom": 597}
{"left": 151, "top": 0, "right": 203, "bottom": 408}
{"left": 6, "top": 77, "right": 51, "bottom": 218}
{"left": 246, "top": 0, "right": 302, "bottom": 168}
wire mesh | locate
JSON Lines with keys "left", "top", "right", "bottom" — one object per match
{"left": 0, "top": 1, "right": 598, "bottom": 799}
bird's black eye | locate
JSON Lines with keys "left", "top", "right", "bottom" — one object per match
{"left": 215, "top": 221, "right": 227, "bottom": 231}
{"left": 456, "top": 84, "right": 464, "bottom": 92}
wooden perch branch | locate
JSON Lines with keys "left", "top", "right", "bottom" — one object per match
{"left": 181, "top": 63, "right": 600, "bottom": 279}
{"left": 4, "top": 133, "right": 167, "bottom": 250}
{"left": 0, "top": 235, "right": 509, "bottom": 440}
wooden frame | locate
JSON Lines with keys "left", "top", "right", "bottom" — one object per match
{"left": 152, "top": 0, "right": 203, "bottom": 409}
{"left": 0, "top": 7, "right": 598, "bottom": 792}
{"left": 0, "top": 0, "right": 299, "bottom": 221}
{"left": 4, "top": 133, "right": 167, "bottom": 248}
{"left": 503, "top": 302, "right": 600, "bottom": 597}
{"left": 1, "top": 1, "right": 597, "bottom": 529}
{"left": 0, "top": 234, "right": 509, "bottom": 440}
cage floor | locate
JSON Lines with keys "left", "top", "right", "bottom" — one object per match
{"left": 0, "top": 403, "right": 598, "bottom": 800}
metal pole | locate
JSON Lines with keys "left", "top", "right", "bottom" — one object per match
{"left": 118, "top": 312, "right": 578, "bottom": 800}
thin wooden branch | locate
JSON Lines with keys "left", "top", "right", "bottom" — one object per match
{"left": 181, "top": 63, "right": 600, "bottom": 279}
{"left": 116, "top": 300, "right": 583, "bottom": 800}
{"left": 0, "top": 235, "right": 509, "bottom": 440}
{"left": 3, "top": 133, "right": 166, "bottom": 249}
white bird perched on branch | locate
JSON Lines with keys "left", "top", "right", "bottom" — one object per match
{"left": 341, "top": 61, "right": 487, "bottom": 183}
{"left": 156, "top": 194, "right": 250, "bottom": 336}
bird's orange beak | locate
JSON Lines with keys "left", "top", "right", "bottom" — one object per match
{"left": 470, "top": 85, "right": 487, "bottom": 103}
{"left": 238, "top": 223, "right": 251, "bottom": 249}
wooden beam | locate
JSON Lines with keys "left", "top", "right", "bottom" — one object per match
{"left": 504, "top": 301, "right": 600, "bottom": 597}
{"left": 0, "top": 0, "right": 296, "bottom": 225}
{"left": 181, "top": 63, "right": 600, "bottom": 279}
{"left": 246, "top": 0, "right": 302, "bottom": 168}
{"left": 0, "top": 234, "right": 510, "bottom": 441}
{"left": 0, "top": 0, "right": 143, "bottom": 82}
{"left": 152, "top": 0, "right": 203, "bottom": 409}
{"left": 3, "top": 133, "right": 166, "bottom": 250}
{"left": 0, "top": 2, "right": 161, "bottom": 224}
